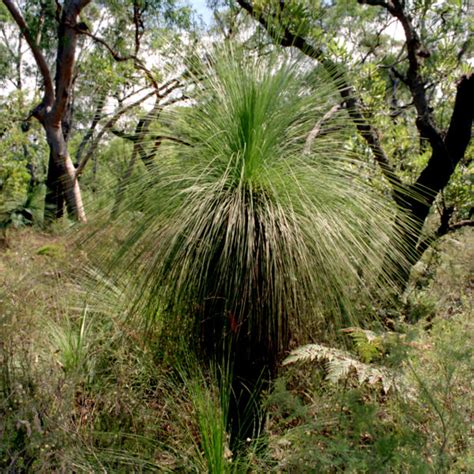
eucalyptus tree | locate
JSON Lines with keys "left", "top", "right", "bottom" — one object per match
{"left": 100, "top": 46, "right": 411, "bottom": 444}
{"left": 0, "top": 0, "right": 198, "bottom": 223}
{"left": 2, "top": 0, "right": 92, "bottom": 222}
{"left": 234, "top": 0, "right": 473, "bottom": 292}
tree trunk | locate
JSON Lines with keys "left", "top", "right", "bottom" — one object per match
{"left": 44, "top": 150, "right": 65, "bottom": 221}
{"left": 389, "top": 75, "right": 473, "bottom": 294}
{"left": 3, "top": 0, "right": 92, "bottom": 224}
{"left": 44, "top": 125, "right": 86, "bottom": 223}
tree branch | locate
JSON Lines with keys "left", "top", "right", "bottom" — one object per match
{"left": 414, "top": 73, "right": 474, "bottom": 199}
{"left": 358, "top": 0, "right": 441, "bottom": 149}
{"left": 78, "top": 29, "right": 136, "bottom": 62}
{"left": 75, "top": 90, "right": 156, "bottom": 177}
{"left": 444, "top": 73, "right": 474, "bottom": 165}
{"left": 132, "top": 0, "right": 144, "bottom": 56}
{"left": 304, "top": 104, "right": 341, "bottom": 154}
{"left": 76, "top": 27, "right": 160, "bottom": 92}
{"left": 236, "top": 0, "right": 403, "bottom": 195}
{"left": 158, "top": 78, "right": 184, "bottom": 98}
{"left": 110, "top": 128, "right": 137, "bottom": 141}
{"left": 158, "top": 94, "right": 188, "bottom": 108}
{"left": 148, "top": 134, "right": 192, "bottom": 147}
{"left": 449, "top": 220, "right": 474, "bottom": 231}
{"left": 2, "top": 0, "right": 54, "bottom": 104}
{"left": 75, "top": 88, "right": 108, "bottom": 166}
{"left": 0, "top": 25, "right": 17, "bottom": 57}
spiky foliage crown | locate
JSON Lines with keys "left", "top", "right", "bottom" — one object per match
{"left": 100, "top": 47, "right": 409, "bottom": 367}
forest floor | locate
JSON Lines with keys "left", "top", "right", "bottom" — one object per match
{"left": 1, "top": 227, "right": 473, "bottom": 472}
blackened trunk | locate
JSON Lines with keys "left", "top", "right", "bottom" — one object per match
{"left": 198, "top": 206, "right": 288, "bottom": 448}
{"left": 386, "top": 75, "right": 473, "bottom": 293}
{"left": 44, "top": 149, "right": 65, "bottom": 221}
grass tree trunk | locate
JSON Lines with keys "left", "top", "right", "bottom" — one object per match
{"left": 198, "top": 210, "right": 289, "bottom": 445}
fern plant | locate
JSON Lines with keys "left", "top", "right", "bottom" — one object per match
{"left": 342, "top": 327, "right": 385, "bottom": 363}
{"left": 283, "top": 343, "right": 411, "bottom": 396}
{"left": 92, "top": 46, "right": 412, "bottom": 443}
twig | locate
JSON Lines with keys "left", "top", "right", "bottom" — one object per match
{"left": 75, "top": 90, "right": 156, "bottom": 177}
{"left": 304, "top": 104, "right": 341, "bottom": 154}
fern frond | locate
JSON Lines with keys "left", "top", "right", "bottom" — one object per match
{"left": 283, "top": 343, "right": 349, "bottom": 366}
{"left": 343, "top": 327, "right": 384, "bottom": 362}
{"left": 283, "top": 343, "right": 412, "bottom": 396}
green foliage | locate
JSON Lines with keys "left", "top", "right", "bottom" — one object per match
{"left": 261, "top": 232, "right": 473, "bottom": 470}
{"left": 346, "top": 328, "right": 384, "bottom": 363}
{"left": 179, "top": 362, "right": 232, "bottom": 473}
{"left": 0, "top": 43, "right": 12, "bottom": 80}
{"left": 405, "top": 319, "right": 473, "bottom": 471}
{"left": 0, "top": 3, "right": 9, "bottom": 22}
{"left": 0, "top": 95, "right": 47, "bottom": 228}
{"left": 442, "top": 159, "right": 473, "bottom": 221}
{"left": 21, "top": 1, "right": 58, "bottom": 53}
{"left": 0, "top": 143, "right": 30, "bottom": 224}
{"left": 267, "top": 310, "right": 473, "bottom": 472}
{"left": 265, "top": 229, "right": 474, "bottom": 471}
{"left": 36, "top": 242, "right": 65, "bottom": 257}
{"left": 48, "top": 309, "right": 90, "bottom": 374}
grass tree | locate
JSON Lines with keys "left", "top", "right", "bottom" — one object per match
{"left": 97, "top": 47, "right": 412, "bottom": 446}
